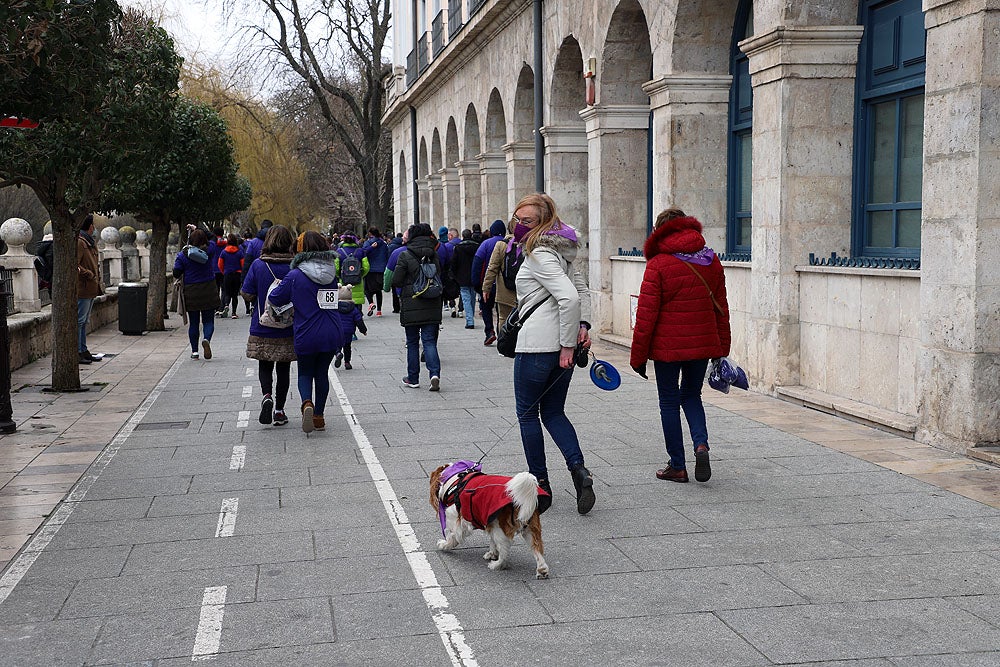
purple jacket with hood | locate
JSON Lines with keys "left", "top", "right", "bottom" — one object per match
{"left": 268, "top": 250, "right": 346, "bottom": 356}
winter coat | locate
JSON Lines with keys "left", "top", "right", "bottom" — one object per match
{"left": 362, "top": 237, "right": 390, "bottom": 272}
{"left": 383, "top": 244, "right": 408, "bottom": 293}
{"left": 218, "top": 245, "right": 244, "bottom": 274}
{"left": 35, "top": 237, "right": 54, "bottom": 285}
{"left": 456, "top": 474, "right": 547, "bottom": 530}
{"left": 482, "top": 235, "right": 517, "bottom": 308}
{"left": 243, "top": 230, "right": 266, "bottom": 268}
{"left": 450, "top": 239, "right": 480, "bottom": 288}
{"left": 213, "top": 239, "right": 225, "bottom": 274}
{"left": 240, "top": 254, "right": 294, "bottom": 339}
{"left": 336, "top": 244, "right": 370, "bottom": 304}
{"left": 173, "top": 245, "right": 216, "bottom": 286}
{"left": 629, "top": 216, "right": 731, "bottom": 367}
{"left": 513, "top": 224, "right": 591, "bottom": 353}
{"left": 391, "top": 235, "right": 444, "bottom": 327}
{"left": 471, "top": 219, "right": 508, "bottom": 292}
{"left": 77, "top": 231, "right": 102, "bottom": 299}
{"left": 335, "top": 300, "right": 367, "bottom": 337}
{"left": 268, "top": 250, "right": 346, "bottom": 356}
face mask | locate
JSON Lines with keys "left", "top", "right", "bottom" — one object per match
{"left": 513, "top": 223, "right": 532, "bottom": 242}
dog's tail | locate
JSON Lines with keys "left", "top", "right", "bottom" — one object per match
{"left": 506, "top": 472, "right": 540, "bottom": 524}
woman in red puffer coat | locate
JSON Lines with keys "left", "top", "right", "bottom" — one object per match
{"left": 630, "top": 208, "right": 731, "bottom": 485}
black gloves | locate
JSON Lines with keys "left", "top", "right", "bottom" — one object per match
{"left": 631, "top": 363, "right": 648, "bottom": 379}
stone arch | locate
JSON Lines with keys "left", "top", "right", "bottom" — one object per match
{"left": 397, "top": 151, "right": 408, "bottom": 230}
{"left": 509, "top": 65, "right": 537, "bottom": 208}
{"left": 670, "top": 0, "right": 741, "bottom": 74}
{"left": 483, "top": 89, "right": 510, "bottom": 221}
{"left": 601, "top": 0, "right": 652, "bottom": 104}
{"left": 461, "top": 104, "right": 483, "bottom": 227}
{"left": 463, "top": 103, "right": 481, "bottom": 159}
{"left": 430, "top": 129, "right": 444, "bottom": 226}
{"left": 431, "top": 128, "right": 443, "bottom": 173}
{"left": 444, "top": 118, "right": 462, "bottom": 229}
{"left": 513, "top": 65, "right": 534, "bottom": 143}
{"left": 446, "top": 117, "right": 460, "bottom": 167}
{"left": 551, "top": 36, "right": 584, "bottom": 125}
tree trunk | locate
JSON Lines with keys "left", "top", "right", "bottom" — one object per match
{"left": 47, "top": 206, "right": 82, "bottom": 391}
{"left": 146, "top": 212, "right": 170, "bottom": 331}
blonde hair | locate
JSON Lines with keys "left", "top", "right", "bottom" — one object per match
{"left": 512, "top": 192, "right": 560, "bottom": 255}
{"left": 654, "top": 208, "right": 687, "bottom": 230}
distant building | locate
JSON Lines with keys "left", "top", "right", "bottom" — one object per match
{"left": 384, "top": 0, "right": 999, "bottom": 453}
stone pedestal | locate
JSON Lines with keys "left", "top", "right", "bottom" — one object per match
{"left": 99, "top": 227, "right": 123, "bottom": 287}
{"left": 478, "top": 151, "right": 508, "bottom": 224}
{"left": 137, "top": 230, "right": 151, "bottom": 279}
{"left": 580, "top": 104, "right": 651, "bottom": 334}
{"left": 917, "top": 1, "right": 1000, "bottom": 450}
{"left": 456, "top": 160, "right": 483, "bottom": 229}
{"left": 119, "top": 226, "right": 139, "bottom": 283}
{"left": 440, "top": 168, "right": 461, "bottom": 228}
{"left": 741, "top": 26, "right": 863, "bottom": 390}
{"left": 502, "top": 141, "right": 536, "bottom": 213}
{"left": 643, "top": 74, "right": 732, "bottom": 249}
{"left": 0, "top": 218, "right": 41, "bottom": 313}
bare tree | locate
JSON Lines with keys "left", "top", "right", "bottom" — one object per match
{"left": 231, "top": 0, "right": 392, "bottom": 231}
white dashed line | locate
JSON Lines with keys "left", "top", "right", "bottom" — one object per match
{"left": 191, "top": 585, "right": 227, "bottom": 661}
{"left": 241, "top": 386, "right": 252, "bottom": 399}
{"left": 229, "top": 446, "right": 246, "bottom": 471}
{"left": 245, "top": 368, "right": 254, "bottom": 377}
{"left": 214, "top": 498, "right": 239, "bottom": 538}
{"left": 329, "top": 372, "right": 478, "bottom": 667}
{"left": 236, "top": 411, "right": 251, "bottom": 428}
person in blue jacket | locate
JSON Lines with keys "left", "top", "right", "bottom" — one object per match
{"left": 268, "top": 231, "right": 346, "bottom": 434}
{"left": 173, "top": 229, "right": 222, "bottom": 360}
{"left": 385, "top": 233, "right": 405, "bottom": 312}
{"left": 362, "top": 228, "right": 389, "bottom": 316}
{"left": 243, "top": 219, "right": 272, "bottom": 270}
{"left": 470, "top": 219, "right": 508, "bottom": 345}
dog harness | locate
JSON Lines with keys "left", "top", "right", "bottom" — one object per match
{"left": 437, "top": 460, "right": 482, "bottom": 534}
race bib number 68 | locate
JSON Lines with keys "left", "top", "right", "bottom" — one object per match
{"left": 317, "top": 289, "right": 339, "bottom": 309}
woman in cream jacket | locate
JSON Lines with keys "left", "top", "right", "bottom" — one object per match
{"left": 511, "top": 193, "right": 595, "bottom": 515}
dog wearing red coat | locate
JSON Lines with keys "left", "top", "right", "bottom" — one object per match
{"left": 429, "top": 460, "right": 550, "bottom": 579}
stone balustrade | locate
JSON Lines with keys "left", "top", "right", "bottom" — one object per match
{"left": 0, "top": 218, "right": 42, "bottom": 313}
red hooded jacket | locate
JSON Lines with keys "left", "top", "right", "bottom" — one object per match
{"left": 630, "top": 216, "right": 731, "bottom": 367}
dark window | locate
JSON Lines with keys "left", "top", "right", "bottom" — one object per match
{"left": 726, "top": 2, "right": 753, "bottom": 254}
{"left": 853, "top": 0, "right": 926, "bottom": 258}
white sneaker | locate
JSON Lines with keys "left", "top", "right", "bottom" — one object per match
{"left": 429, "top": 376, "right": 440, "bottom": 392}
{"left": 401, "top": 379, "right": 420, "bottom": 388}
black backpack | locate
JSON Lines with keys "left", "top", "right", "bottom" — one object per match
{"left": 409, "top": 250, "right": 443, "bottom": 299}
{"left": 501, "top": 245, "right": 524, "bottom": 291}
{"left": 340, "top": 252, "right": 363, "bottom": 285}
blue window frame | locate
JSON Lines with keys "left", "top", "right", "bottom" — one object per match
{"left": 853, "top": 0, "right": 926, "bottom": 258}
{"left": 726, "top": 2, "right": 753, "bottom": 254}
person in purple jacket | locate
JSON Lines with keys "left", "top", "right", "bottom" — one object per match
{"left": 173, "top": 229, "right": 222, "bottom": 360}
{"left": 240, "top": 225, "right": 296, "bottom": 426}
{"left": 217, "top": 234, "right": 245, "bottom": 318}
{"left": 268, "top": 231, "right": 346, "bottom": 434}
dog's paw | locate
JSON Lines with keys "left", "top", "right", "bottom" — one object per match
{"left": 535, "top": 567, "right": 549, "bottom": 579}
{"left": 483, "top": 550, "right": 498, "bottom": 561}
{"left": 487, "top": 559, "right": 508, "bottom": 571}
{"left": 437, "top": 539, "right": 451, "bottom": 551}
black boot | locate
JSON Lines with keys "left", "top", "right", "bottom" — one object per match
{"left": 537, "top": 478, "right": 552, "bottom": 514}
{"left": 570, "top": 464, "right": 595, "bottom": 515}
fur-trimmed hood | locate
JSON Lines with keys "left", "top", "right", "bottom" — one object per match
{"left": 643, "top": 216, "right": 708, "bottom": 259}
{"left": 532, "top": 223, "right": 581, "bottom": 264}
{"left": 260, "top": 253, "right": 293, "bottom": 264}
{"left": 291, "top": 250, "right": 339, "bottom": 284}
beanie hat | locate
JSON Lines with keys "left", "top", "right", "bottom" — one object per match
{"left": 489, "top": 219, "right": 507, "bottom": 237}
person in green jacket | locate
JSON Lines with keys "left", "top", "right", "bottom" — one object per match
{"left": 336, "top": 232, "right": 370, "bottom": 306}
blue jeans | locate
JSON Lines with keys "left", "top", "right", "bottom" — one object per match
{"left": 514, "top": 351, "right": 583, "bottom": 480}
{"left": 297, "top": 351, "right": 335, "bottom": 415}
{"left": 459, "top": 287, "right": 476, "bottom": 327}
{"left": 479, "top": 293, "right": 495, "bottom": 336}
{"left": 654, "top": 359, "right": 710, "bottom": 470}
{"left": 77, "top": 298, "right": 95, "bottom": 353}
{"left": 405, "top": 324, "right": 440, "bottom": 382}
{"left": 188, "top": 309, "right": 215, "bottom": 353}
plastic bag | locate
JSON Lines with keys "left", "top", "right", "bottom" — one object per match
{"left": 708, "top": 357, "right": 749, "bottom": 393}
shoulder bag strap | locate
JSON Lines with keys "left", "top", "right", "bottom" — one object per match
{"left": 679, "top": 261, "right": 725, "bottom": 315}
{"left": 515, "top": 287, "right": 554, "bottom": 324}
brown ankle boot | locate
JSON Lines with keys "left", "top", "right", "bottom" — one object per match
{"left": 301, "top": 400, "right": 314, "bottom": 434}
{"left": 656, "top": 465, "right": 688, "bottom": 483}
{"left": 312, "top": 415, "right": 326, "bottom": 431}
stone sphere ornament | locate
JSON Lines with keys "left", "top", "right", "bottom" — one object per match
{"left": 100, "top": 226, "right": 120, "bottom": 247}
{"left": 135, "top": 230, "right": 148, "bottom": 247}
{"left": 119, "top": 226, "right": 137, "bottom": 245}
{"left": 0, "top": 218, "right": 33, "bottom": 254}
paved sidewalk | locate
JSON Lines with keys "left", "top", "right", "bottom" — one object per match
{"left": 0, "top": 308, "right": 999, "bottom": 665}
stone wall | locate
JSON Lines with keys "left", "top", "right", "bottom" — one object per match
{"left": 8, "top": 292, "right": 119, "bottom": 371}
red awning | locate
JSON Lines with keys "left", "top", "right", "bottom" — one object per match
{"left": 1, "top": 117, "right": 39, "bottom": 129}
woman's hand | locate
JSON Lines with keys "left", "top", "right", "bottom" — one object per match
{"left": 577, "top": 325, "right": 591, "bottom": 349}
{"left": 559, "top": 346, "right": 575, "bottom": 368}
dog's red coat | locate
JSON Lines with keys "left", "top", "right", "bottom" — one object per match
{"left": 457, "top": 474, "right": 549, "bottom": 529}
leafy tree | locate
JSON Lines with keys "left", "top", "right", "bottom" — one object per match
{"left": 0, "top": 5, "right": 181, "bottom": 390}
{"left": 103, "top": 97, "right": 248, "bottom": 331}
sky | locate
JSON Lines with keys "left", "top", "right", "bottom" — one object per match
{"left": 123, "top": 0, "right": 244, "bottom": 63}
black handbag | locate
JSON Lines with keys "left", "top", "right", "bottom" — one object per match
{"left": 496, "top": 292, "right": 553, "bottom": 358}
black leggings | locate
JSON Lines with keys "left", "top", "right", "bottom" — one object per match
{"left": 224, "top": 272, "right": 242, "bottom": 313}
{"left": 364, "top": 272, "right": 384, "bottom": 310}
{"left": 258, "top": 360, "right": 291, "bottom": 409}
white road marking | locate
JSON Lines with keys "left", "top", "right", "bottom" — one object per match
{"left": 229, "top": 445, "right": 246, "bottom": 471}
{"left": 245, "top": 368, "right": 254, "bottom": 377}
{"left": 191, "top": 585, "right": 227, "bottom": 661}
{"left": 0, "top": 350, "right": 187, "bottom": 606}
{"left": 329, "top": 372, "right": 478, "bottom": 667}
{"left": 241, "top": 385, "right": 252, "bottom": 399}
{"left": 214, "top": 498, "right": 239, "bottom": 538}
{"left": 236, "top": 410, "right": 251, "bottom": 428}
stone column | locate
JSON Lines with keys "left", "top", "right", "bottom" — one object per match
{"left": 540, "top": 125, "right": 589, "bottom": 280}
{"left": 580, "top": 104, "right": 650, "bottom": 334}
{"left": 456, "top": 160, "right": 483, "bottom": 229}
{"left": 502, "top": 141, "right": 536, "bottom": 213}
{"left": 119, "top": 226, "right": 139, "bottom": 283}
{"left": 643, "top": 75, "right": 732, "bottom": 249}
{"left": 0, "top": 218, "right": 41, "bottom": 313}
{"left": 137, "top": 230, "right": 151, "bottom": 280}
{"left": 917, "top": 1, "right": 1000, "bottom": 450}
{"left": 478, "top": 151, "right": 508, "bottom": 225}
{"left": 741, "top": 26, "right": 863, "bottom": 390}
{"left": 416, "top": 177, "right": 431, "bottom": 226}
{"left": 428, "top": 174, "right": 444, "bottom": 229}
{"left": 440, "top": 167, "right": 461, "bottom": 229}
{"left": 99, "top": 226, "right": 123, "bottom": 287}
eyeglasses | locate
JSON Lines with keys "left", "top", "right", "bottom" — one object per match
{"left": 511, "top": 215, "right": 538, "bottom": 226}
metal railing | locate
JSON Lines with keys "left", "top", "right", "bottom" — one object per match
{"left": 417, "top": 33, "right": 429, "bottom": 74}
{"left": 405, "top": 49, "right": 417, "bottom": 87}
{"left": 432, "top": 12, "right": 445, "bottom": 58}
{"left": 468, "top": 0, "right": 488, "bottom": 16}
{"left": 0, "top": 268, "right": 15, "bottom": 315}
{"left": 448, "top": 0, "right": 463, "bottom": 38}
{"left": 808, "top": 252, "right": 919, "bottom": 270}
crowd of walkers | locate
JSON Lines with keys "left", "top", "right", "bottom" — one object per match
{"left": 170, "top": 193, "right": 731, "bottom": 516}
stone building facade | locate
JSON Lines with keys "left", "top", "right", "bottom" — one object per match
{"left": 383, "top": 0, "right": 1000, "bottom": 454}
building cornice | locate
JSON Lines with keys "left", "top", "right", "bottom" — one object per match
{"left": 642, "top": 74, "right": 733, "bottom": 109}
{"left": 740, "top": 26, "right": 864, "bottom": 85}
